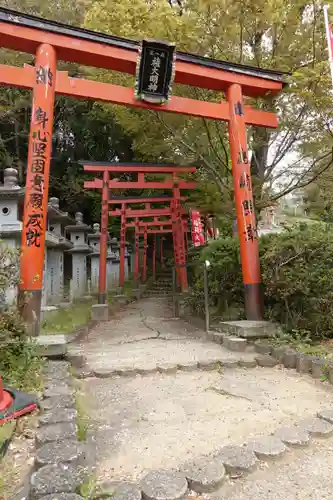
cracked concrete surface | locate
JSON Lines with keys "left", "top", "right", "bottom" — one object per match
{"left": 69, "top": 299, "right": 255, "bottom": 371}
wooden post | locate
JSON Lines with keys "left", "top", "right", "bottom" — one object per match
{"left": 98, "top": 170, "right": 109, "bottom": 304}
{"left": 119, "top": 203, "right": 126, "bottom": 288}
{"left": 227, "top": 83, "right": 263, "bottom": 320}
{"left": 18, "top": 43, "right": 56, "bottom": 335}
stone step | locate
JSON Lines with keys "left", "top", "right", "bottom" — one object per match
{"left": 208, "top": 332, "right": 254, "bottom": 353}
{"left": 212, "top": 320, "right": 279, "bottom": 339}
{"left": 149, "top": 288, "right": 173, "bottom": 292}
{"left": 142, "top": 292, "right": 172, "bottom": 298}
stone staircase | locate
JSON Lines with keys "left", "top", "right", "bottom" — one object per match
{"left": 142, "top": 269, "right": 173, "bottom": 298}
{"left": 209, "top": 319, "right": 280, "bottom": 353}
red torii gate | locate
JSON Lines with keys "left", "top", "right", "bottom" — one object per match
{"left": 110, "top": 195, "right": 189, "bottom": 286}
{"left": 82, "top": 163, "right": 194, "bottom": 302}
{"left": 0, "top": 7, "right": 285, "bottom": 332}
{"left": 109, "top": 194, "right": 182, "bottom": 283}
{"left": 125, "top": 216, "right": 189, "bottom": 284}
{"left": 111, "top": 204, "right": 188, "bottom": 287}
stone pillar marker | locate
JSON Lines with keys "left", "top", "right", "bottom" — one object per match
{"left": 109, "top": 237, "right": 121, "bottom": 292}
{"left": 88, "top": 223, "right": 102, "bottom": 293}
{"left": 65, "top": 212, "right": 92, "bottom": 299}
{"left": 106, "top": 237, "right": 115, "bottom": 291}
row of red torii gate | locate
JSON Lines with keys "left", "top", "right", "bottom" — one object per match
{"left": 82, "top": 160, "right": 198, "bottom": 302}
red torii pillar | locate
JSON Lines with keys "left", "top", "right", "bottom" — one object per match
{"left": 18, "top": 44, "right": 56, "bottom": 334}
{"left": 119, "top": 203, "right": 126, "bottom": 288}
{"left": 160, "top": 237, "right": 165, "bottom": 269}
{"left": 99, "top": 170, "right": 109, "bottom": 304}
{"left": 227, "top": 84, "right": 262, "bottom": 319}
{"left": 142, "top": 228, "right": 148, "bottom": 282}
{"left": 152, "top": 234, "right": 157, "bottom": 279}
{"left": 172, "top": 180, "right": 188, "bottom": 291}
{"left": 134, "top": 218, "right": 140, "bottom": 283}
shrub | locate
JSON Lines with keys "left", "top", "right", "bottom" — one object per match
{"left": 262, "top": 225, "right": 333, "bottom": 338}
{"left": 0, "top": 242, "right": 43, "bottom": 391}
{"left": 186, "top": 224, "right": 333, "bottom": 339}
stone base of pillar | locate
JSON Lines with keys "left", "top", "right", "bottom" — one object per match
{"left": 91, "top": 304, "right": 109, "bottom": 322}
{"left": 132, "top": 288, "right": 141, "bottom": 300}
{"left": 59, "top": 302, "right": 72, "bottom": 309}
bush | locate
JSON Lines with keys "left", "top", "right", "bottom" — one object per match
{"left": 262, "top": 225, "right": 333, "bottom": 338}
{"left": 0, "top": 242, "right": 43, "bottom": 391}
{"left": 186, "top": 224, "right": 333, "bottom": 339}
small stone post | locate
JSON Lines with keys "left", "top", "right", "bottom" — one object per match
{"left": 109, "top": 237, "right": 121, "bottom": 291}
{"left": 88, "top": 223, "right": 102, "bottom": 293}
{"left": 46, "top": 197, "right": 73, "bottom": 306}
{"left": 106, "top": 237, "right": 115, "bottom": 291}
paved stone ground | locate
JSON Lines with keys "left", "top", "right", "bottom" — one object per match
{"left": 210, "top": 438, "right": 333, "bottom": 500}
{"left": 72, "top": 298, "right": 333, "bottom": 498}
{"left": 69, "top": 298, "right": 256, "bottom": 372}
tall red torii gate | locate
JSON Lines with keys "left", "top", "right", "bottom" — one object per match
{"left": 82, "top": 162, "right": 194, "bottom": 302}
{"left": 0, "top": 7, "right": 285, "bottom": 332}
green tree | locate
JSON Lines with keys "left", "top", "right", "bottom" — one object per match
{"left": 83, "top": 0, "right": 333, "bottom": 217}
{"left": 0, "top": 0, "right": 141, "bottom": 227}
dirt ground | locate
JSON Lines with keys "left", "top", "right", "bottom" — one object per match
{"left": 0, "top": 413, "right": 39, "bottom": 500}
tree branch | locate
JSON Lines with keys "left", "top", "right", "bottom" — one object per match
{"left": 152, "top": 111, "right": 230, "bottom": 193}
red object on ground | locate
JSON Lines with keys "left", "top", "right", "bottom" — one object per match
{"left": 0, "top": 376, "right": 38, "bottom": 425}
{"left": 0, "top": 376, "right": 13, "bottom": 413}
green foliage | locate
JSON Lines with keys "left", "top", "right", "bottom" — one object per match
{"left": 187, "top": 225, "right": 333, "bottom": 339}
{"left": 83, "top": 0, "right": 333, "bottom": 214}
{"left": 262, "top": 225, "right": 333, "bottom": 337}
{"left": 75, "top": 392, "right": 90, "bottom": 442}
{"left": 78, "top": 476, "right": 97, "bottom": 500}
{"left": 0, "top": 242, "right": 43, "bottom": 391}
{"left": 40, "top": 300, "right": 93, "bottom": 335}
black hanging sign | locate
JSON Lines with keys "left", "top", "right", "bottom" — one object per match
{"left": 135, "top": 39, "right": 176, "bottom": 105}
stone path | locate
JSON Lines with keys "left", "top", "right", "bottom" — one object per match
{"left": 210, "top": 439, "right": 333, "bottom": 500}
{"left": 69, "top": 298, "right": 256, "bottom": 374}
{"left": 69, "top": 298, "right": 333, "bottom": 499}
